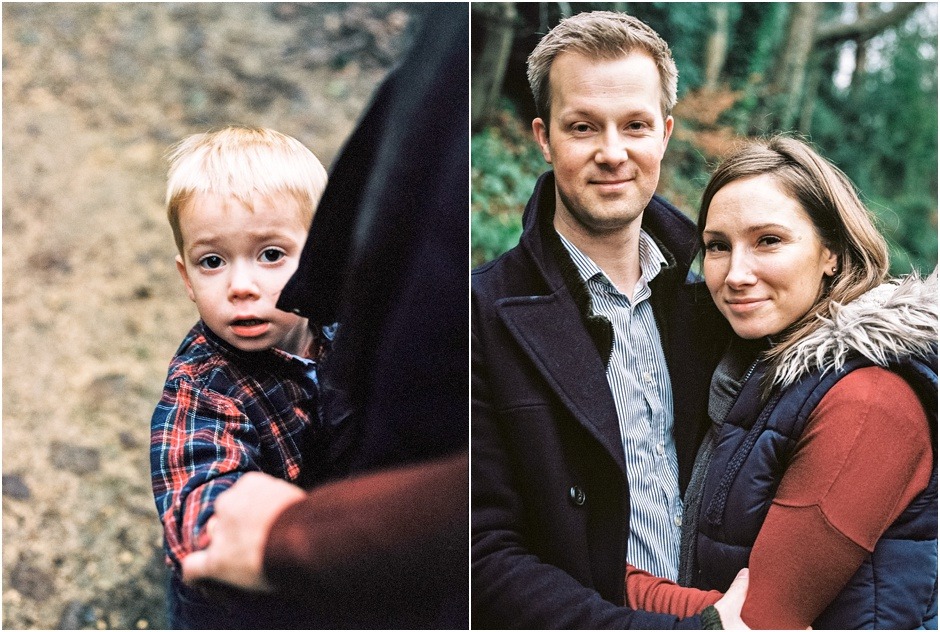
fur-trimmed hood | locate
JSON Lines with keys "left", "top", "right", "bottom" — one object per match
{"left": 773, "top": 269, "right": 939, "bottom": 389}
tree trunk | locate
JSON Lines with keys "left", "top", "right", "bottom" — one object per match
{"left": 471, "top": 3, "right": 518, "bottom": 130}
{"left": 704, "top": 3, "right": 730, "bottom": 91}
{"left": 769, "top": 2, "right": 822, "bottom": 130}
{"left": 798, "top": 50, "right": 825, "bottom": 133}
{"left": 849, "top": 3, "right": 870, "bottom": 103}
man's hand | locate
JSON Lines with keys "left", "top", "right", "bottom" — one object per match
{"left": 713, "top": 568, "right": 751, "bottom": 630}
{"left": 181, "top": 472, "right": 306, "bottom": 592}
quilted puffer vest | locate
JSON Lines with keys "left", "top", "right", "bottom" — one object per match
{"left": 693, "top": 353, "right": 938, "bottom": 629}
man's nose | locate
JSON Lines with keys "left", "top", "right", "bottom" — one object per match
{"left": 595, "top": 128, "right": 628, "bottom": 166}
{"left": 228, "top": 261, "right": 261, "bottom": 300}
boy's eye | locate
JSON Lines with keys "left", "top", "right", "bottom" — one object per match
{"left": 198, "top": 255, "right": 224, "bottom": 269}
{"left": 260, "top": 248, "right": 285, "bottom": 263}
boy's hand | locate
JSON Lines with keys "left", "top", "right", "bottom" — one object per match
{"left": 713, "top": 568, "right": 751, "bottom": 629}
{"left": 181, "top": 472, "right": 305, "bottom": 592}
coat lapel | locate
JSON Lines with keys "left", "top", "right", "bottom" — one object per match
{"left": 495, "top": 292, "right": 627, "bottom": 477}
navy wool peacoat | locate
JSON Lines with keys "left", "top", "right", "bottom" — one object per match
{"left": 471, "top": 171, "right": 727, "bottom": 629}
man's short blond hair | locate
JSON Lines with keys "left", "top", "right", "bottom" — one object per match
{"left": 165, "top": 126, "right": 328, "bottom": 254}
{"left": 526, "top": 11, "right": 678, "bottom": 124}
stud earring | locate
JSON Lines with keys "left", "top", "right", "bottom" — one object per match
{"left": 831, "top": 266, "right": 837, "bottom": 274}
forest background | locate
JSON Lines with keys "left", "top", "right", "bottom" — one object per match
{"left": 471, "top": 2, "right": 939, "bottom": 275}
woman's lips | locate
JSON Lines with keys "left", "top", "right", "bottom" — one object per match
{"left": 725, "top": 298, "right": 768, "bottom": 314}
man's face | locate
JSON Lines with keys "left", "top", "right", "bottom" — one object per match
{"left": 532, "top": 51, "right": 673, "bottom": 240}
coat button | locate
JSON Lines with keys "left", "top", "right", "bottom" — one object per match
{"left": 569, "top": 486, "right": 586, "bottom": 506}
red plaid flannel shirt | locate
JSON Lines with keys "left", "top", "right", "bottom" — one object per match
{"left": 150, "top": 320, "right": 319, "bottom": 569}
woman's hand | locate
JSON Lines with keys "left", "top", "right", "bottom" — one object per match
{"left": 181, "top": 472, "right": 305, "bottom": 591}
{"left": 713, "top": 568, "right": 751, "bottom": 629}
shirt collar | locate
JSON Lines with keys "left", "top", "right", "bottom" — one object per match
{"left": 557, "top": 229, "right": 668, "bottom": 290}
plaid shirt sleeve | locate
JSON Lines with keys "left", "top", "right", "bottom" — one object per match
{"left": 150, "top": 375, "right": 263, "bottom": 569}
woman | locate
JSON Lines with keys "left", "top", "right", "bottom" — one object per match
{"left": 626, "top": 136, "right": 937, "bottom": 629}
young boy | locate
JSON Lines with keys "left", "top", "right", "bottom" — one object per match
{"left": 150, "top": 126, "right": 329, "bottom": 628}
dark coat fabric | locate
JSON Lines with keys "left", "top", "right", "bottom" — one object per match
{"left": 270, "top": 4, "right": 469, "bottom": 628}
{"left": 471, "top": 171, "right": 729, "bottom": 629}
{"left": 695, "top": 352, "right": 939, "bottom": 630}
{"left": 279, "top": 3, "right": 468, "bottom": 475}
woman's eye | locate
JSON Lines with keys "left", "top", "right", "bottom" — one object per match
{"left": 758, "top": 236, "right": 782, "bottom": 247}
{"left": 198, "top": 255, "right": 224, "bottom": 269}
{"left": 704, "top": 241, "right": 728, "bottom": 253}
{"left": 260, "top": 248, "right": 285, "bottom": 263}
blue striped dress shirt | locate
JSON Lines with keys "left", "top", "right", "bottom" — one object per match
{"left": 559, "top": 229, "right": 683, "bottom": 581}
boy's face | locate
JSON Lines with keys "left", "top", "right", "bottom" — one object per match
{"left": 175, "top": 191, "right": 310, "bottom": 354}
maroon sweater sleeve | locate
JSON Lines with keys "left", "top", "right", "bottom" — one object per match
{"left": 626, "top": 564, "right": 722, "bottom": 616}
{"left": 741, "top": 367, "right": 932, "bottom": 629}
{"left": 262, "top": 451, "right": 468, "bottom": 591}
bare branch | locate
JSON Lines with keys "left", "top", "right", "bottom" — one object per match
{"left": 814, "top": 3, "right": 924, "bottom": 46}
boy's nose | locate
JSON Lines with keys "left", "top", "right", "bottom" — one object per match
{"left": 228, "top": 262, "right": 261, "bottom": 300}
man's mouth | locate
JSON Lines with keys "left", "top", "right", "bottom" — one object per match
{"left": 590, "top": 177, "right": 635, "bottom": 192}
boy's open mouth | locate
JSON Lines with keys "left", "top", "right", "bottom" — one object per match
{"left": 233, "top": 318, "right": 265, "bottom": 326}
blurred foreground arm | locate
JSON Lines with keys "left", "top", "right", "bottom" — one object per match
{"left": 180, "top": 471, "right": 305, "bottom": 591}
{"left": 182, "top": 452, "right": 468, "bottom": 593}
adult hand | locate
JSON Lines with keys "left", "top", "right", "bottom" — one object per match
{"left": 181, "top": 471, "right": 305, "bottom": 592}
{"left": 713, "top": 568, "right": 751, "bottom": 630}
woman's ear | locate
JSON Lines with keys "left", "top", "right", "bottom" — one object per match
{"left": 823, "top": 248, "right": 839, "bottom": 277}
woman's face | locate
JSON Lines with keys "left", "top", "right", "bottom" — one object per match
{"left": 702, "top": 174, "right": 838, "bottom": 339}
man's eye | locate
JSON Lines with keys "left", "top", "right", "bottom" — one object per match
{"left": 199, "top": 255, "right": 224, "bottom": 269}
{"left": 260, "top": 248, "right": 285, "bottom": 263}
{"left": 572, "top": 123, "right": 592, "bottom": 133}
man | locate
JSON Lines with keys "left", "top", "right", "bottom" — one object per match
{"left": 181, "top": 4, "right": 469, "bottom": 628}
{"left": 472, "top": 11, "right": 739, "bottom": 628}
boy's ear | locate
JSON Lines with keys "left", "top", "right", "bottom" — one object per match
{"left": 176, "top": 255, "right": 196, "bottom": 302}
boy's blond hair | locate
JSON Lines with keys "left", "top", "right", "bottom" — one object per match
{"left": 166, "top": 126, "right": 328, "bottom": 254}
{"left": 526, "top": 11, "right": 678, "bottom": 124}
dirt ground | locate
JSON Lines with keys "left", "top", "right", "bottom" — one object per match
{"left": 2, "top": 4, "right": 415, "bottom": 628}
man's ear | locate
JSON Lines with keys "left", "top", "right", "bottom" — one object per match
{"left": 532, "top": 118, "right": 552, "bottom": 164}
{"left": 176, "top": 255, "right": 196, "bottom": 302}
{"left": 662, "top": 115, "right": 674, "bottom": 149}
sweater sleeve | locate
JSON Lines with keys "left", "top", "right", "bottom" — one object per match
{"left": 740, "top": 367, "right": 933, "bottom": 629}
{"left": 626, "top": 564, "right": 722, "bottom": 616}
{"left": 263, "top": 452, "right": 468, "bottom": 597}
